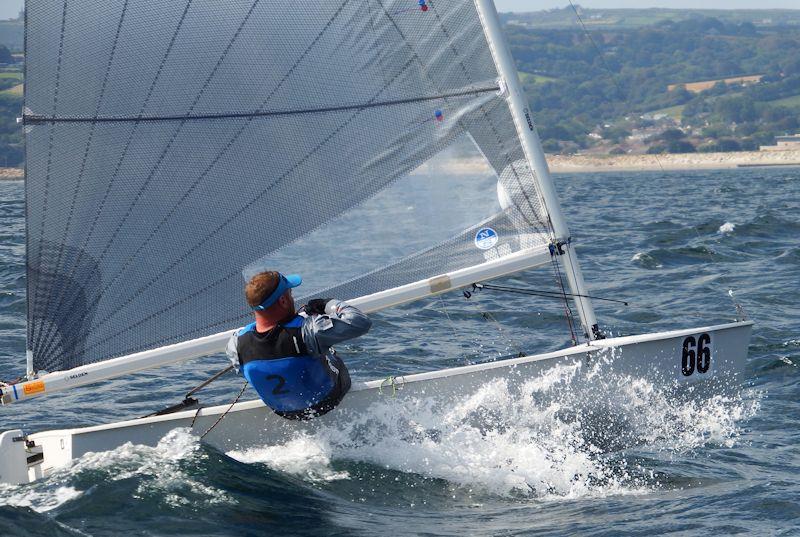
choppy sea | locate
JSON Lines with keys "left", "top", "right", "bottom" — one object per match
{"left": 0, "top": 167, "right": 798, "bottom": 536}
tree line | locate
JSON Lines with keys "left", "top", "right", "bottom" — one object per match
{"left": 508, "top": 16, "right": 800, "bottom": 153}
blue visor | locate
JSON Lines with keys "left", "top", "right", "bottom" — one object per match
{"left": 253, "top": 273, "right": 302, "bottom": 310}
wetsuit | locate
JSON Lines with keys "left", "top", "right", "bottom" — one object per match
{"left": 226, "top": 300, "right": 371, "bottom": 420}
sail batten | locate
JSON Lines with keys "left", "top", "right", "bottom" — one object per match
{"left": 25, "top": 0, "right": 556, "bottom": 375}
{"left": 24, "top": 86, "right": 502, "bottom": 124}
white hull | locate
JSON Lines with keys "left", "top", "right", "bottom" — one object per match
{"left": 1, "top": 320, "right": 753, "bottom": 485}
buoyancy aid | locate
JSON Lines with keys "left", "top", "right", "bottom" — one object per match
{"left": 236, "top": 316, "right": 350, "bottom": 419}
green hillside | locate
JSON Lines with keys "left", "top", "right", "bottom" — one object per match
{"left": 501, "top": 7, "right": 800, "bottom": 29}
{"left": 507, "top": 15, "right": 800, "bottom": 153}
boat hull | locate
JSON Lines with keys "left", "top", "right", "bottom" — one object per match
{"left": 1, "top": 320, "right": 753, "bottom": 485}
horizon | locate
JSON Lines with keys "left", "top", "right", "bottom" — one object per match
{"left": 3, "top": 1, "right": 800, "bottom": 21}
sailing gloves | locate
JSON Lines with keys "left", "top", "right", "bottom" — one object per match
{"left": 302, "top": 298, "right": 332, "bottom": 316}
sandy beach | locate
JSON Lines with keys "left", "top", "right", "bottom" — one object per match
{"left": 417, "top": 150, "right": 800, "bottom": 175}
{"left": 547, "top": 150, "right": 800, "bottom": 173}
{"left": 3, "top": 150, "right": 799, "bottom": 181}
{"left": 0, "top": 168, "right": 23, "bottom": 180}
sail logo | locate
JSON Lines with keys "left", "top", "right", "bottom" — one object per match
{"left": 474, "top": 228, "right": 498, "bottom": 250}
{"left": 523, "top": 108, "right": 535, "bottom": 132}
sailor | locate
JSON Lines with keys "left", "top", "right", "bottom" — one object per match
{"left": 226, "top": 271, "right": 371, "bottom": 420}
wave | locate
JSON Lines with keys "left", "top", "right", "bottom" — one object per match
{"left": 228, "top": 356, "right": 760, "bottom": 500}
{"left": 0, "top": 428, "right": 234, "bottom": 514}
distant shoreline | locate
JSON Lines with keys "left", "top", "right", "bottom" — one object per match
{"left": 3, "top": 150, "right": 799, "bottom": 181}
{"left": 546, "top": 151, "right": 800, "bottom": 173}
{"left": 0, "top": 168, "right": 22, "bottom": 180}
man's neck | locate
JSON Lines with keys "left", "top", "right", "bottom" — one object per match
{"left": 254, "top": 312, "right": 295, "bottom": 333}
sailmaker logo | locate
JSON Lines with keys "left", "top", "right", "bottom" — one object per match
{"left": 475, "top": 228, "right": 498, "bottom": 250}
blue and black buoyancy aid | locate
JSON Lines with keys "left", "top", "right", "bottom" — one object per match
{"left": 236, "top": 316, "right": 350, "bottom": 419}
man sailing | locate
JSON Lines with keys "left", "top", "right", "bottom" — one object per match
{"left": 226, "top": 271, "right": 371, "bottom": 420}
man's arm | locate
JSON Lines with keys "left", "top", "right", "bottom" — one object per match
{"left": 226, "top": 330, "right": 241, "bottom": 373}
{"left": 301, "top": 299, "right": 371, "bottom": 356}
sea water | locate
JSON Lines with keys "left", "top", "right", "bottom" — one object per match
{"left": 0, "top": 168, "right": 798, "bottom": 536}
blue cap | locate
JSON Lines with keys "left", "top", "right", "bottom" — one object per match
{"left": 253, "top": 273, "right": 302, "bottom": 311}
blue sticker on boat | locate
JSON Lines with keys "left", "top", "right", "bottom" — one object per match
{"left": 475, "top": 227, "right": 498, "bottom": 250}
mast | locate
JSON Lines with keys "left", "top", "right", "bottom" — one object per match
{"left": 474, "top": 0, "right": 601, "bottom": 341}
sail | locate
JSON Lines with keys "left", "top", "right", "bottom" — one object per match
{"left": 24, "top": 0, "right": 554, "bottom": 374}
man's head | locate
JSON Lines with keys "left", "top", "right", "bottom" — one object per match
{"left": 245, "top": 271, "right": 302, "bottom": 323}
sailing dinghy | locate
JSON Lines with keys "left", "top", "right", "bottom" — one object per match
{"left": 0, "top": 0, "right": 752, "bottom": 486}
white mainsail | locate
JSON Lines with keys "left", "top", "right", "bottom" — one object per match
{"left": 5, "top": 0, "right": 596, "bottom": 403}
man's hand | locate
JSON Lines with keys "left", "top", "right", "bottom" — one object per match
{"left": 302, "top": 298, "right": 332, "bottom": 316}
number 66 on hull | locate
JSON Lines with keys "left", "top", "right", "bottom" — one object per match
{"left": 682, "top": 333, "right": 712, "bottom": 377}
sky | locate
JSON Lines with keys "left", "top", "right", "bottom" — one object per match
{"left": 497, "top": 0, "right": 799, "bottom": 10}
{"left": 1, "top": 0, "right": 798, "bottom": 21}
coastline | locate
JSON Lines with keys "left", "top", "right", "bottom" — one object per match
{"left": 0, "top": 168, "right": 23, "bottom": 180}
{"left": 3, "top": 150, "right": 799, "bottom": 181}
{"left": 546, "top": 150, "right": 800, "bottom": 173}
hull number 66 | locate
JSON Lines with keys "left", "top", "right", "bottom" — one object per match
{"left": 681, "top": 333, "right": 711, "bottom": 377}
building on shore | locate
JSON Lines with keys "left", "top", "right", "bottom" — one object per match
{"left": 760, "top": 134, "right": 800, "bottom": 152}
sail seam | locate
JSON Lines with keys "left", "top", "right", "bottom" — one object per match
{"left": 34, "top": 0, "right": 197, "bottom": 366}
{"left": 29, "top": 0, "right": 70, "bottom": 354}
{"left": 23, "top": 87, "right": 500, "bottom": 125}
{"left": 35, "top": 0, "right": 132, "bottom": 361}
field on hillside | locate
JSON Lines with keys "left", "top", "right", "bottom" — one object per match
{"left": 0, "top": 83, "right": 22, "bottom": 97}
{"left": 502, "top": 8, "right": 800, "bottom": 29}
{"left": 769, "top": 94, "right": 800, "bottom": 108}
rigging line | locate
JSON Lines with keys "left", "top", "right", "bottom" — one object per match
{"left": 144, "top": 365, "right": 235, "bottom": 418}
{"left": 566, "top": 0, "right": 666, "bottom": 174}
{"left": 567, "top": 0, "right": 625, "bottom": 100}
{"left": 23, "top": 87, "right": 502, "bottom": 125}
{"left": 563, "top": 246, "right": 591, "bottom": 335}
{"left": 437, "top": 295, "right": 472, "bottom": 363}
{"left": 479, "top": 309, "right": 526, "bottom": 358}
{"left": 477, "top": 283, "right": 629, "bottom": 305}
{"left": 463, "top": 294, "right": 527, "bottom": 358}
{"left": 197, "top": 381, "right": 249, "bottom": 440}
{"left": 36, "top": 0, "right": 196, "bottom": 361}
{"left": 550, "top": 254, "right": 578, "bottom": 344}
{"left": 185, "top": 365, "right": 234, "bottom": 399}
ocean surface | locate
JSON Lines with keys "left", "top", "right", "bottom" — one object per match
{"left": 0, "top": 167, "right": 798, "bottom": 536}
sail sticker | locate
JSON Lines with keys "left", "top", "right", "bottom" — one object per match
{"left": 416, "top": 109, "right": 445, "bottom": 127}
{"left": 22, "top": 380, "right": 45, "bottom": 396}
{"left": 393, "top": 0, "right": 430, "bottom": 14}
{"left": 475, "top": 228, "right": 499, "bottom": 250}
